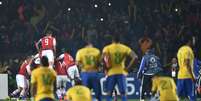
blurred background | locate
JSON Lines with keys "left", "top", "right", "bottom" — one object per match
{"left": 0, "top": 0, "right": 201, "bottom": 94}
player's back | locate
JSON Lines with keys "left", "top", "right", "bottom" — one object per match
{"left": 31, "top": 67, "right": 56, "bottom": 101}
{"left": 76, "top": 47, "right": 100, "bottom": 72}
{"left": 18, "top": 60, "right": 29, "bottom": 75}
{"left": 63, "top": 53, "right": 75, "bottom": 67}
{"left": 152, "top": 76, "right": 179, "bottom": 101}
{"left": 55, "top": 61, "right": 66, "bottom": 75}
{"left": 103, "top": 43, "right": 132, "bottom": 76}
{"left": 66, "top": 85, "right": 92, "bottom": 101}
{"left": 177, "top": 45, "right": 194, "bottom": 79}
{"left": 41, "top": 36, "right": 55, "bottom": 50}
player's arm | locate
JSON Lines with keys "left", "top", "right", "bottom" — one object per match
{"left": 56, "top": 54, "right": 64, "bottom": 61}
{"left": 30, "top": 72, "right": 36, "bottom": 100}
{"left": 75, "top": 51, "right": 83, "bottom": 71}
{"left": 35, "top": 39, "right": 41, "bottom": 52}
{"left": 185, "top": 58, "right": 196, "bottom": 82}
{"left": 97, "top": 51, "right": 103, "bottom": 72}
{"left": 102, "top": 46, "right": 111, "bottom": 68}
{"left": 137, "top": 57, "right": 145, "bottom": 79}
{"left": 30, "top": 83, "right": 36, "bottom": 99}
{"left": 53, "top": 38, "right": 56, "bottom": 54}
{"left": 125, "top": 50, "right": 138, "bottom": 71}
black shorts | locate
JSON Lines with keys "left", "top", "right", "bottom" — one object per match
{"left": 140, "top": 75, "right": 153, "bottom": 99}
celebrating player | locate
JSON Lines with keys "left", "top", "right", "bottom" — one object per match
{"left": 65, "top": 78, "right": 92, "bottom": 101}
{"left": 177, "top": 35, "right": 196, "bottom": 101}
{"left": 102, "top": 35, "right": 138, "bottom": 101}
{"left": 55, "top": 51, "right": 79, "bottom": 100}
{"left": 10, "top": 56, "right": 32, "bottom": 99}
{"left": 31, "top": 56, "right": 56, "bottom": 101}
{"left": 137, "top": 39, "right": 162, "bottom": 101}
{"left": 151, "top": 70, "right": 179, "bottom": 101}
{"left": 35, "top": 30, "right": 56, "bottom": 68}
{"left": 76, "top": 41, "right": 102, "bottom": 101}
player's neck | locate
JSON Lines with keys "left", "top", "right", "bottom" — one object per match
{"left": 86, "top": 44, "right": 93, "bottom": 48}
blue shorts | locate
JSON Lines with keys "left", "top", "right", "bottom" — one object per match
{"left": 81, "top": 72, "right": 102, "bottom": 98}
{"left": 177, "top": 78, "right": 196, "bottom": 100}
{"left": 106, "top": 74, "right": 127, "bottom": 94}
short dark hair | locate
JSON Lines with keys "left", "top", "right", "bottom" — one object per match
{"left": 181, "top": 32, "right": 193, "bottom": 44}
{"left": 112, "top": 34, "right": 120, "bottom": 42}
{"left": 45, "top": 30, "right": 53, "bottom": 35}
{"left": 41, "top": 56, "right": 49, "bottom": 67}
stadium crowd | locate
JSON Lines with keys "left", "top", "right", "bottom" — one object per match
{"left": 0, "top": 0, "right": 201, "bottom": 100}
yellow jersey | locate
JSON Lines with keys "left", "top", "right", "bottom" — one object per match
{"left": 103, "top": 43, "right": 132, "bottom": 76}
{"left": 177, "top": 45, "right": 194, "bottom": 79}
{"left": 76, "top": 47, "right": 100, "bottom": 72}
{"left": 152, "top": 76, "right": 179, "bottom": 101}
{"left": 66, "top": 85, "right": 92, "bottom": 101}
{"left": 31, "top": 67, "right": 56, "bottom": 101}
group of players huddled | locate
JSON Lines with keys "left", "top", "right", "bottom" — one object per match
{"left": 8, "top": 30, "right": 200, "bottom": 101}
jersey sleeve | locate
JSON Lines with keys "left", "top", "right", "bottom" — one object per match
{"left": 125, "top": 45, "right": 132, "bottom": 55}
{"left": 53, "top": 69, "right": 57, "bottom": 78}
{"left": 103, "top": 46, "right": 108, "bottom": 54}
{"left": 76, "top": 51, "right": 82, "bottom": 62}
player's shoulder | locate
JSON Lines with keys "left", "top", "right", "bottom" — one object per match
{"left": 31, "top": 67, "right": 41, "bottom": 74}
{"left": 90, "top": 47, "right": 100, "bottom": 53}
{"left": 50, "top": 69, "right": 57, "bottom": 76}
{"left": 178, "top": 45, "right": 193, "bottom": 54}
{"left": 64, "top": 53, "right": 72, "bottom": 57}
{"left": 119, "top": 43, "right": 130, "bottom": 49}
{"left": 77, "top": 85, "right": 90, "bottom": 91}
{"left": 77, "top": 48, "right": 85, "bottom": 53}
{"left": 179, "top": 45, "right": 192, "bottom": 51}
{"left": 103, "top": 43, "right": 112, "bottom": 48}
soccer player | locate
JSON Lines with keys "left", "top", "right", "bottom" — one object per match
{"left": 55, "top": 52, "right": 79, "bottom": 100}
{"left": 137, "top": 40, "right": 162, "bottom": 101}
{"left": 65, "top": 78, "right": 92, "bottom": 101}
{"left": 177, "top": 36, "right": 196, "bottom": 101}
{"left": 10, "top": 56, "right": 32, "bottom": 99}
{"left": 36, "top": 30, "right": 56, "bottom": 68}
{"left": 76, "top": 41, "right": 102, "bottom": 101}
{"left": 31, "top": 56, "right": 56, "bottom": 101}
{"left": 151, "top": 70, "right": 179, "bottom": 101}
{"left": 27, "top": 54, "right": 41, "bottom": 72}
{"left": 102, "top": 35, "right": 138, "bottom": 101}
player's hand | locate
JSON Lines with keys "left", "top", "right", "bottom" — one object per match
{"left": 124, "top": 68, "right": 129, "bottom": 72}
{"left": 192, "top": 77, "right": 196, "bottom": 83}
{"left": 197, "top": 87, "right": 201, "bottom": 94}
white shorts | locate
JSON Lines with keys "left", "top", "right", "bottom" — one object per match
{"left": 16, "top": 74, "right": 29, "bottom": 88}
{"left": 41, "top": 50, "right": 54, "bottom": 63}
{"left": 67, "top": 65, "right": 80, "bottom": 79}
{"left": 56, "top": 75, "right": 70, "bottom": 88}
